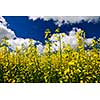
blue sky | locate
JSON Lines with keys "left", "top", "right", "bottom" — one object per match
{"left": 0, "top": 16, "right": 100, "bottom": 52}
{"left": 3, "top": 16, "right": 57, "bottom": 44}
{"left": 3, "top": 16, "right": 100, "bottom": 44}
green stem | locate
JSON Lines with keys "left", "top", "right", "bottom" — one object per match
{"left": 48, "top": 40, "right": 51, "bottom": 82}
{"left": 59, "top": 34, "right": 62, "bottom": 66}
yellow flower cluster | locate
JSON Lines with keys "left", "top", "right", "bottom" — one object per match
{"left": 0, "top": 29, "right": 100, "bottom": 83}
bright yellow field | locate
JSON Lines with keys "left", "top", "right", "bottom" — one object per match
{"left": 0, "top": 29, "right": 100, "bottom": 83}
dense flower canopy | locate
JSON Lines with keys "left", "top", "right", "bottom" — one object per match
{"left": 0, "top": 28, "right": 100, "bottom": 83}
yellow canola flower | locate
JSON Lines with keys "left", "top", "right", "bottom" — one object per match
{"left": 61, "top": 33, "right": 66, "bottom": 37}
{"left": 64, "top": 68, "right": 70, "bottom": 75}
{"left": 45, "top": 28, "right": 51, "bottom": 38}
{"left": 12, "top": 80, "right": 16, "bottom": 83}
{"left": 53, "top": 34, "right": 57, "bottom": 37}
{"left": 55, "top": 28, "right": 60, "bottom": 33}
{"left": 68, "top": 61, "right": 75, "bottom": 66}
{"left": 55, "top": 37, "right": 59, "bottom": 41}
{"left": 80, "top": 80, "right": 83, "bottom": 83}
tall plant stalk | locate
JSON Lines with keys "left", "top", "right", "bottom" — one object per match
{"left": 59, "top": 33, "right": 62, "bottom": 66}
{"left": 55, "top": 28, "right": 62, "bottom": 66}
{"left": 44, "top": 28, "right": 52, "bottom": 82}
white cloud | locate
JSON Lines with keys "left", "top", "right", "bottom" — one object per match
{"left": 0, "top": 24, "right": 16, "bottom": 42}
{"left": 84, "top": 38, "right": 93, "bottom": 45}
{"left": 7, "top": 38, "right": 36, "bottom": 50}
{"left": 7, "top": 38, "right": 44, "bottom": 53}
{"left": 0, "top": 16, "right": 16, "bottom": 43}
{"left": 0, "top": 17, "right": 94, "bottom": 54}
{"left": 29, "top": 16, "right": 100, "bottom": 26}
{"left": 49, "top": 33, "right": 77, "bottom": 52}
{"left": 48, "top": 27, "right": 93, "bottom": 52}
{"left": 0, "top": 17, "right": 44, "bottom": 53}
{"left": 0, "top": 16, "right": 7, "bottom": 25}
{"left": 36, "top": 43, "right": 44, "bottom": 53}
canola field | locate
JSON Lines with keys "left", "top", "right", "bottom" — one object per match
{"left": 0, "top": 28, "right": 100, "bottom": 83}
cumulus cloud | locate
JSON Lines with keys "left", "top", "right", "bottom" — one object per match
{"left": 0, "top": 17, "right": 44, "bottom": 53}
{"left": 7, "top": 38, "right": 44, "bottom": 53}
{"left": 0, "top": 16, "right": 16, "bottom": 42}
{"left": 0, "top": 16, "right": 7, "bottom": 25}
{"left": 0, "top": 25, "right": 16, "bottom": 41}
{"left": 7, "top": 38, "right": 32, "bottom": 50}
{"left": 36, "top": 43, "right": 44, "bottom": 53}
{"left": 29, "top": 16, "right": 100, "bottom": 26}
{"left": 48, "top": 27, "right": 93, "bottom": 52}
{"left": 49, "top": 33, "right": 77, "bottom": 52}
{"left": 0, "top": 17, "right": 94, "bottom": 53}
{"left": 84, "top": 38, "right": 93, "bottom": 45}
{"left": 7, "top": 27, "right": 93, "bottom": 53}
